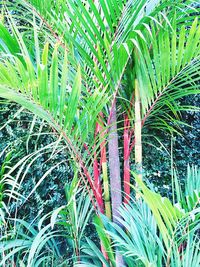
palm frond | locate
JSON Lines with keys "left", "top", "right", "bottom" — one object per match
{"left": 134, "top": 16, "right": 200, "bottom": 133}
{"left": 107, "top": 200, "right": 164, "bottom": 266}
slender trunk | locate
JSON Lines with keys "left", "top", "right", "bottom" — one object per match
{"left": 123, "top": 114, "right": 131, "bottom": 204}
{"left": 108, "top": 100, "right": 124, "bottom": 266}
{"left": 93, "top": 116, "right": 111, "bottom": 265}
{"left": 108, "top": 101, "right": 122, "bottom": 219}
{"left": 94, "top": 123, "right": 104, "bottom": 213}
{"left": 100, "top": 141, "right": 112, "bottom": 219}
{"left": 93, "top": 153, "right": 104, "bottom": 213}
{"left": 99, "top": 112, "right": 112, "bottom": 218}
{"left": 135, "top": 79, "right": 142, "bottom": 180}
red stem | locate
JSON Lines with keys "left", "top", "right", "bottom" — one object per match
{"left": 55, "top": 123, "right": 98, "bottom": 212}
{"left": 99, "top": 112, "right": 107, "bottom": 167}
{"left": 123, "top": 114, "right": 131, "bottom": 204}
{"left": 93, "top": 122, "right": 104, "bottom": 213}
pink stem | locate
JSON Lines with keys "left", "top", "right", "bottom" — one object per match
{"left": 93, "top": 123, "right": 104, "bottom": 213}
{"left": 123, "top": 115, "right": 131, "bottom": 204}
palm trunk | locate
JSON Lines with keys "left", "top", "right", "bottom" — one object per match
{"left": 98, "top": 112, "right": 112, "bottom": 219}
{"left": 93, "top": 123, "right": 104, "bottom": 213}
{"left": 108, "top": 100, "right": 124, "bottom": 266}
{"left": 101, "top": 141, "right": 112, "bottom": 219}
{"left": 123, "top": 114, "right": 131, "bottom": 204}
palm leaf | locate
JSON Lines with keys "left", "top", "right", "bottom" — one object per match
{"left": 134, "top": 16, "right": 200, "bottom": 132}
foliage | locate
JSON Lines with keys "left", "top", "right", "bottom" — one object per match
{"left": 0, "top": 175, "right": 94, "bottom": 266}
{"left": 142, "top": 94, "right": 200, "bottom": 196}
{"left": 78, "top": 167, "right": 200, "bottom": 266}
{"left": 0, "top": 101, "right": 75, "bottom": 222}
{"left": 0, "top": 0, "right": 199, "bottom": 266}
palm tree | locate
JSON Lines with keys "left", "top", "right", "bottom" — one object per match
{"left": 101, "top": 167, "right": 200, "bottom": 267}
{"left": 0, "top": 0, "right": 200, "bottom": 265}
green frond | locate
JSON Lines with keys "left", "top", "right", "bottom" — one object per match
{"left": 134, "top": 16, "right": 200, "bottom": 132}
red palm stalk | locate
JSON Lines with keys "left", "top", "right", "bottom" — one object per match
{"left": 99, "top": 112, "right": 112, "bottom": 219}
{"left": 123, "top": 114, "right": 131, "bottom": 204}
{"left": 93, "top": 122, "right": 104, "bottom": 213}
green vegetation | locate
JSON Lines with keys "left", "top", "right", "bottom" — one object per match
{"left": 0, "top": 0, "right": 199, "bottom": 266}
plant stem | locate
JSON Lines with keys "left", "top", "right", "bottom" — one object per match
{"left": 108, "top": 100, "right": 124, "bottom": 266}
{"left": 108, "top": 100, "right": 122, "bottom": 220}
{"left": 123, "top": 114, "right": 131, "bottom": 204}
{"left": 94, "top": 123, "right": 104, "bottom": 213}
{"left": 99, "top": 112, "right": 112, "bottom": 219}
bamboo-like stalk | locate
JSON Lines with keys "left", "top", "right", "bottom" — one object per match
{"left": 93, "top": 123, "right": 104, "bottom": 213}
{"left": 93, "top": 120, "right": 110, "bottom": 265}
{"left": 93, "top": 157, "right": 104, "bottom": 213}
{"left": 123, "top": 114, "right": 131, "bottom": 204}
{"left": 135, "top": 79, "right": 142, "bottom": 181}
{"left": 101, "top": 145, "right": 112, "bottom": 219}
{"left": 93, "top": 148, "right": 104, "bottom": 213}
{"left": 99, "top": 112, "right": 112, "bottom": 219}
{"left": 108, "top": 101, "right": 122, "bottom": 220}
{"left": 108, "top": 100, "right": 124, "bottom": 266}
{"left": 99, "top": 143, "right": 111, "bottom": 265}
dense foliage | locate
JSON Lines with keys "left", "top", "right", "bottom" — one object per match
{"left": 1, "top": 97, "right": 199, "bottom": 214}
{"left": 0, "top": 0, "right": 199, "bottom": 266}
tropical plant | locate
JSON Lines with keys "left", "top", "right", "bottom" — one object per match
{"left": 0, "top": 175, "right": 93, "bottom": 266}
{"left": 80, "top": 167, "right": 200, "bottom": 266}
{"left": 0, "top": 149, "right": 24, "bottom": 226}
{"left": 0, "top": 0, "right": 200, "bottom": 265}
{"left": 173, "top": 165, "right": 200, "bottom": 212}
{"left": 1, "top": 216, "right": 63, "bottom": 267}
